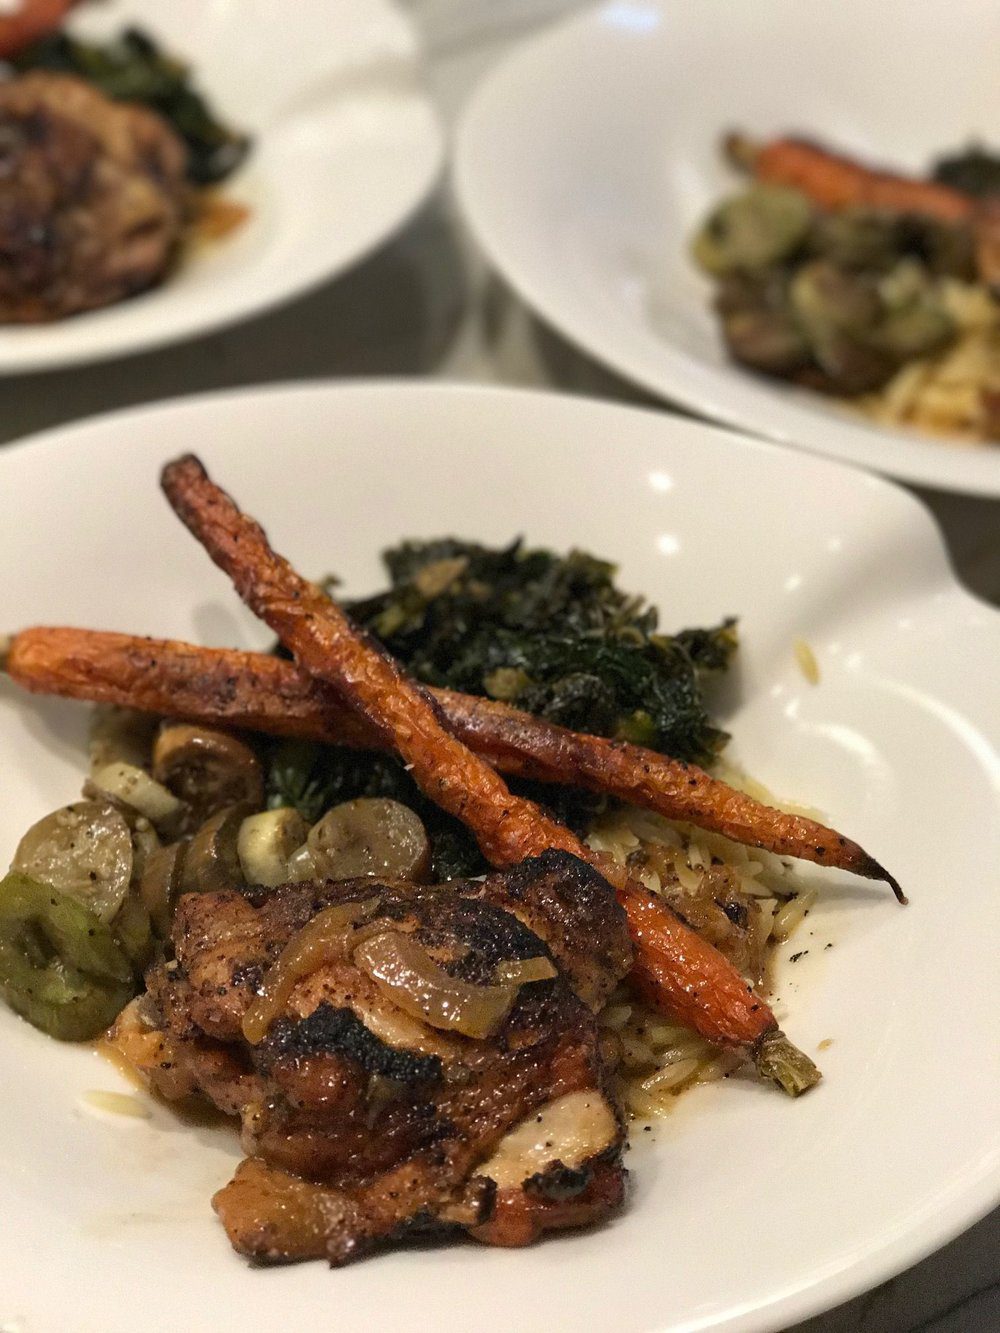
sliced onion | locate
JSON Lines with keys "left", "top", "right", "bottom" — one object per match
{"left": 492, "top": 956, "right": 557, "bottom": 986}
{"left": 353, "top": 932, "right": 519, "bottom": 1040}
{"left": 88, "top": 761, "right": 183, "bottom": 826}
{"left": 241, "top": 898, "right": 381, "bottom": 1044}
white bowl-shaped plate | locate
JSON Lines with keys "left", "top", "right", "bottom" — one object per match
{"left": 454, "top": 0, "right": 1000, "bottom": 497}
{"left": 0, "top": 0, "right": 443, "bottom": 373}
{"left": 0, "top": 383, "right": 997, "bottom": 1333}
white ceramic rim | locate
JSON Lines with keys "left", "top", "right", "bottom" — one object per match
{"left": 453, "top": 0, "right": 1000, "bottom": 498}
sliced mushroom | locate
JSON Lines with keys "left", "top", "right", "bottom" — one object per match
{"left": 307, "top": 798, "right": 432, "bottom": 883}
{"left": 152, "top": 724, "right": 264, "bottom": 832}
{"left": 178, "top": 802, "right": 253, "bottom": 897}
{"left": 138, "top": 841, "right": 187, "bottom": 936}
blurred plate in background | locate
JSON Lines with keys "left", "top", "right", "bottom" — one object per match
{"left": 0, "top": 0, "right": 444, "bottom": 373}
{"left": 455, "top": 0, "right": 1000, "bottom": 496}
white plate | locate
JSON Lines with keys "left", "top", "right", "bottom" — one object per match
{"left": 0, "top": 382, "right": 997, "bottom": 1333}
{"left": 0, "top": 0, "right": 443, "bottom": 373}
{"left": 454, "top": 0, "right": 1000, "bottom": 497}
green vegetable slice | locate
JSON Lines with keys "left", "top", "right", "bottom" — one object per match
{"left": 0, "top": 872, "right": 135, "bottom": 1041}
{"left": 12, "top": 800, "right": 133, "bottom": 924}
{"left": 692, "top": 185, "right": 812, "bottom": 275}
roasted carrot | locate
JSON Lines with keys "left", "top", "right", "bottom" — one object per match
{"left": 727, "top": 132, "right": 974, "bottom": 222}
{"left": 727, "top": 132, "right": 1000, "bottom": 288}
{"left": 0, "top": 0, "right": 79, "bottom": 59}
{"left": 159, "top": 455, "right": 820, "bottom": 1094}
{"left": 4, "top": 625, "right": 903, "bottom": 900}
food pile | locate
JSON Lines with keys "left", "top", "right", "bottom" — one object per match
{"left": 692, "top": 132, "right": 1000, "bottom": 441}
{"left": 0, "top": 5, "right": 249, "bottom": 321}
{"left": 0, "top": 458, "right": 903, "bottom": 1265}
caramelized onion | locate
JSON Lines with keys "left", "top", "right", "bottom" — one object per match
{"left": 353, "top": 932, "right": 521, "bottom": 1040}
{"left": 492, "top": 956, "right": 557, "bottom": 985}
{"left": 241, "top": 898, "right": 380, "bottom": 1044}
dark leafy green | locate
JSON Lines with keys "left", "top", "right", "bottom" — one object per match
{"left": 932, "top": 145, "right": 1000, "bottom": 200}
{"left": 13, "top": 28, "right": 250, "bottom": 184}
{"left": 265, "top": 539, "right": 736, "bottom": 878}
{"left": 345, "top": 539, "right": 736, "bottom": 762}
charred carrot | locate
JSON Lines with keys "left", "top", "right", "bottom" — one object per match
{"left": 0, "top": 0, "right": 78, "bottom": 59}
{"left": 726, "top": 133, "right": 1000, "bottom": 288}
{"left": 3, "top": 625, "right": 903, "bottom": 900}
{"left": 727, "top": 132, "right": 974, "bottom": 222}
{"left": 159, "top": 456, "right": 819, "bottom": 1093}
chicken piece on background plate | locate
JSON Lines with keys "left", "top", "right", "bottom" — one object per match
{"left": 0, "top": 71, "right": 187, "bottom": 321}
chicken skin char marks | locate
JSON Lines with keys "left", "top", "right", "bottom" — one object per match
{"left": 0, "top": 72, "right": 187, "bottom": 322}
{"left": 129, "top": 850, "right": 632, "bottom": 1264}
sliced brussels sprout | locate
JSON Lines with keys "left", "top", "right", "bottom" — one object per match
{"left": 237, "top": 808, "right": 310, "bottom": 888}
{"left": 308, "top": 798, "right": 431, "bottom": 883}
{"left": 871, "top": 260, "right": 956, "bottom": 357}
{"left": 789, "top": 261, "right": 898, "bottom": 392}
{"left": 878, "top": 298, "right": 955, "bottom": 359}
{"left": 790, "top": 259, "right": 883, "bottom": 337}
{"left": 0, "top": 872, "right": 134, "bottom": 1041}
{"left": 693, "top": 185, "right": 812, "bottom": 275}
{"left": 12, "top": 801, "right": 133, "bottom": 924}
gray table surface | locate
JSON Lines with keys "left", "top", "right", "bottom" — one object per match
{"left": 1, "top": 2, "right": 996, "bottom": 1328}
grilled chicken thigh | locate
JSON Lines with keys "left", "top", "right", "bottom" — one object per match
{"left": 0, "top": 71, "right": 187, "bottom": 321}
{"left": 122, "top": 850, "right": 632, "bottom": 1264}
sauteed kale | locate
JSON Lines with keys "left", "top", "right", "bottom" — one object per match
{"left": 266, "top": 539, "right": 737, "bottom": 876}
{"left": 932, "top": 145, "right": 1000, "bottom": 200}
{"left": 348, "top": 539, "right": 736, "bottom": 758}
{"left": 13, "top": 27, "right": 250, "bottom": 184}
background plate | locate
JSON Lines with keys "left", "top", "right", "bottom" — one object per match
{"left": 454, "top": 0, "right": 1000, "bottom": 496}
{"left": 0, "top": 0, "right": 444, "bottom": 373}
{"left": 0, "top": 382, "right": 997, "bottom": 1332}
